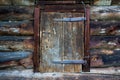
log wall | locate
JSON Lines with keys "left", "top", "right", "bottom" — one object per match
{"left": 0, "top": 0, "right": 120, "bottom": 70}
{"left": 90, "top": 6, "right": 120, "bottom": 67}
{"left": 0, "top": 0, "right": 34, "bottom": 70}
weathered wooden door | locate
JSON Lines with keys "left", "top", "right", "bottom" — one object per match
{"left": 34, "top": 1, "right": 90, "bottom": 72}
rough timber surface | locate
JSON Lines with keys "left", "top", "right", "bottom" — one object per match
{"left": 0, "top": 21, "right": 33, "bottom": 36}
{"left": 0, "top": 69, "right": 119, "bottom": 80}
{"left": 91, "top": 6, "right": 120, "bottom": 21}
{"left": 0, "top": 6, "right": 34, "bottom": 20}
{"left": 40, "top": 12, "right": 84, "bottom": 72}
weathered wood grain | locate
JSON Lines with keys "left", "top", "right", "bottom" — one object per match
{"left": 40, "top": 12, "right": 84, "bottom": 72}
{"left": 40, "top": 12, "right": 64, "bottom": 72}
{"left": 0, "top": 0, "right": 35, "bottom": 5}
{"left": 93, "top": 0, "right": 112, "bottom": 5}
{"left": 38, "top": 0, "right": 92, "bottom": 5}
{"left": 63, "top": 13, "right": 74, "bottom": 72}
{"left": 0, "top": 21, "right": 33, "bottom": 36}
{"left": 11, "top": 0, "right": 34, "bottom": 5}
{"left": 0, "top": 6, "right": 34, "bottom": 20}
{"left": 90, "top": 21, "right": 120, "bottom": 35}
{"left": 0, "top": 55, "right": 33, "bottom": 69}
{"left": 90, "top": 49, "right": 120, "bottom": 67}
{"left": 0, "top": 61, "right": 18, "bottom": 69}
{"left": 0, "top": 40, "right": 34, "bottom": 51}
{"left": 111, "top": 0, "right": 120, "bottom": 5}
{"left": 0, "top": 36, "right": 33, "bottom": 41}
{"left": 0, "top": 0, "right": 11, "bottom": 5}
{"left": 73, "top": 13, "right": 84, "bottom": 72}
{"left": 90, "top": 36, "right": 120, "bottom": 50}
{"left": 90, "top": 36, "right": 120, "bottom": 67}
{"left": 0, "top": 51, "right": 32, "bottom": 63}
{"left": 91, "top": 6, "right": 120, "bottom": 21}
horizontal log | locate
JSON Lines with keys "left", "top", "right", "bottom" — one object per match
{"left": 0, "top": 51, "right": 32, "bottom": 63}
{"left": 0, "top": 55, "right": 33, "bottom": 69}
{"left": 111, "top": 0, "right": 120, "bottom": 5}
{"left": 42, "top": 5, "right": 85, "bottom": 12}
{"left": 0, "top": 61, "right": 18, "bottom": 69}
{"left": 0, "top": 21, "right": 33, "bottom": 36}
{"left": 90, "top": 21, "right": 120, "bottom": 35}
{"left": 11, "top": 0, "right": 34, "bottom": 6}
{"left": 0, "top": 40, "right": 34, "bottom": 51}
{"left": 0, "top": 36, "right": 33, "bottom": 41}
{"left": 91, "top": 6, "right": 120, "bottom": 21}
{"left": 0, "top": 6, "right": 34, "bottom": 20}
{"left": 93, "top": 0, "right": 120, "bottom": 5}
{"left": 0, "top": 0, "right": 11, "bottom": 5}
{"left": 93, "top": 0, "right": 112, "bottom": 5}
{"left": 38, "top": 0, "right": 92, "bottom": 5}
{"left": 90, "top": 49, "right": 120, "bottom": 67}
{"left": 90, "top": 36, "right": 120, "bottom": 49}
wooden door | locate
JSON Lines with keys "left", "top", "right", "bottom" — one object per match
{"left": 33, "top": 4, "right": 90, "bottom": 72}
{"left": 39, "top": 12, "right": 84, "bottom": 72}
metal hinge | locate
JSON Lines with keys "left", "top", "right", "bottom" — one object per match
{"left": 52, "top": 60, "right": 87, "bottom": 64}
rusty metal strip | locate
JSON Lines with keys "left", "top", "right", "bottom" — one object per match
{"left": 33, "top": 7, "right": 40, "bottom": 72}
{"left": 82, "top": 6, "right": 90, "bottom": 72}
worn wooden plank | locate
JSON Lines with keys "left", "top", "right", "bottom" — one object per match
{"left": 40, "top": 12, "right": 63, "bottom": 72}
{"left": 90, "top": 21, "right": 120, "bottom": 35}
{"left": 0, "top": 36, "right": 33, "bottom": 41}
{"left": 0, "top": 40, "right": 34, "bottom": 52}
{"left": 0, "top": 6, "right": 34, "bottom": 20}
{"left": 91, "top": 6, "right": 120, "bottom": 21}
{"left": 11, "top": 0, "right": 35, "bottom": 5}
{"left": 63, "top": 13, "right": 75, "bottom": 72}
{"left": 73, "top": 13, "right": 84, "bottom": 72}
{"left": 52, "top": 12, "right": 64, "bottom": 72}
{"left": 82, "top": 6, "right": 90, "bottom": 72}
{"left": 0, "top": 21, "right": 33, "bottom": 36}
{"left": 33, "top": 7, "right": 40, "bottom": 72}
{"left": 0, "top": 0, "right": 11, "bottom": 5}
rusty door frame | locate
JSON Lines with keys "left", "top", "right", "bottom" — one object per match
{"left": 33, "top": 4, "right": 90, "bottom": 72}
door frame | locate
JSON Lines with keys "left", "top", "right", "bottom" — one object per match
{"left": 33, "top": 2, "right": 90, "bottom": 72}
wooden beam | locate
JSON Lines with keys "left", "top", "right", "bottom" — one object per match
{"left": 41, "top": 5, "right": 85, "bottom": 12}
{"left": 82, "top": 5, "right": 90, "bottom": 72}
{"left": 38, "top": 0, "right": 92, "bottom": 5}
{"left": 33, "top": 7, "right": 40, "bottom": 72}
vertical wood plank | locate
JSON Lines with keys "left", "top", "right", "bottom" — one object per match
{"left": 53, "top": 12, "right": 64, "bottom": 72}
{"left": 33, "top": 7, "right": 40, "bottom": 72}
{"left": 82, "top": 6, "right": 90, "bottom": 72}
{"left": 63, "top": 13, "right": 74, "bottom": 72}
{"left": 40, "top": 12, "right": 64, "bottom": 72}
{"left": 74, "top": 13, "right": 84, "bottom": 72}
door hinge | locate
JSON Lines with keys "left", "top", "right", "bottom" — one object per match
{"left": 52, "top": 60, "right": 87, "bottom": 64}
